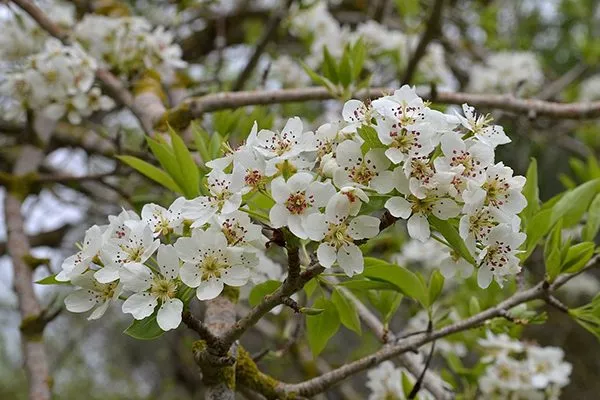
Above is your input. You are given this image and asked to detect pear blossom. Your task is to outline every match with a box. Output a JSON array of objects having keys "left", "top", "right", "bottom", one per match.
[
  {"left": 341, "top": 99, "right": 371, "bottom": 133},
  {"left": 120, "top": 245, "right": 183, "bottom": 330},
  {"left": 64, "top": 271, "right": 123, "bottom": 320},
  {"left": 96, "top": 221, "right": 159, "bottom": 284},
  {"left": 463, "top": 162, "right": 527, "bottom": 215},
  {"left": 104, "top": 209, "right": 141, "bottom": 241},
  {"left": 375, "top": 118, "right": 436, "bottom": 164},
  {"left": 459, "top": 206, "right": 519, "bottom": 248},
  {"left": 141, "top": 198, "right": 185, "bottom": 237},
  {"left": 439, "top": 250, "right": 474, "bottom": 280},
  {"left": 209, "top": 210, "right": 267, "bottom": 248},
  {"left": 175, "top": 230, "right": 258, "bottom": 300},
  {"left": 328, "top": 186, "right": 369, "bottom": 216},
  {"left": 253, "top": 117, "right": 316, "bottom": 176},
  {"left": 366, "top": 361, "right": 434, "bottom": 400},
  {"left": 371, "top": 86, "right": 426, "bottom": 125},
  {"left": 269, "top": 172, "right": 336, "bottom": 239},
  {"left": 56, "top": 225, "right": 104, "bottom": 282},
  {"left": 457, "top": 104, "right": 510, "bottom": 148},
  {"left": 526, "top": 346, "right": 572, "bottom": 389},
  {"left": 385, "top": 167, "right": 460, "bottom": 242},
  {"left": 334, "top": 140, "right": 394, "bottom": 194},
  {"left": 477, "top": 224, "right": 526, "bottom": 288},
  {"left": 304, "top": 197, "right": 380, "bottom": 276},
  {"left": 182, "top": 169, "right": 247, "bottom": 227}
]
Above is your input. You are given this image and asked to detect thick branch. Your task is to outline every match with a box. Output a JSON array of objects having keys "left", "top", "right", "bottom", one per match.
[
  {"left": 401, "top": 0, "right": 445, "bottom": 84},
  {"left": 0, "top": 224, "right": 72, "bottom": 256},
  {"left": 162, "top": 87, "right": 600, "bottom": 131}
]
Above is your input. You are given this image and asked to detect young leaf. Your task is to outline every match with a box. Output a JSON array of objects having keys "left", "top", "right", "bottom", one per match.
[
  {"left": 146, "top": 137, "right": 184, "bottom": 189},
  {"left": 116, "top": 156, "right": 182, "bottom": 193},
  {"left": 169, "top": 128, "right": 200, "bottom": 198},
  {"left": 544, "top": 219, "right": 563, "bottom": 281},
  {"left": 350, "top": 38, "right": 366, "bottom": 81},
  {"left": 338, "top": 279, "right": 397, "bottom": 291},
  {"left": 570, "top": 294, "right": 600, "bottom": 341},
  {"left": 300, "top": 61, "right": 337, "bottom": 92},
  {"left": 469, "top": 297, "right": 481, "bottom": 316},
  {"left": 322, "top": 47, "right": 339, "bottom": 84},
  {"left": 551, "top": 178, "right": 600, "bottom": 227},
  {"left": 36, "top": 274, "right": 70, "bottom": 285},
  {"left": 306, "top": 296, "right": 340, "bottom": 356},
  {"left": 363, "top": 260, "right": 428, "bottom": 307},
  {"left": 191, "top": 122, "right": 211, "bottom": 165},
  {"left": 338, "top": 46, "right": 352, "bottom": 88},
  {"left": 248, "top": 280, "right": 281, "bottom": 307},
  {"left": 561, "top": 242, "right": 596, "bottom": 274},
  {"left": 367, "top": 290, "right": 403, "bottom": 324},
  {"left": 428, "top": 269, "right": 445, "bottom": 306},
  {"left": 520, "top": 158, "right": 540, "bottom": 225},
  {"left": 521, "top": 208, "right": 553, "bottom": 261},
  {"left": 582, "top": 193, "right": 600, "bottom": 241},
  {"left": 304, "top": 277, "right": 319, "bottom": 298},
  {"left": 331, "top": 288, "right": 361, "bottom": 335},
  {"left": 358, "top": 125, "right": 385, "bottom": 151},
  {"left": 124, "top": 313, "right": 164, "bottom": 340},
  {"left": 428, "top": 216, "right": 476, "bottom": 265}
]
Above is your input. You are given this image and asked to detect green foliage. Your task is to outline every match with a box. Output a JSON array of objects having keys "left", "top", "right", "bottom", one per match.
[
  {"left": 582, "top": 193, "right": 600, "bottom": 241},
  {"left": 362, "top": 257, "right": 428, "bottom": 307},
  {"left": 544, "top": 218, "right": 564, "bottom": 281},
  {"left": 306, "top": 296, "right": 340, "bottom": 356},
  {"left": 331, "top": 288, "right": 362, "bottom": 334},
  {"left": 116, "top": 155, "right": 182, "bottom": 194},
  {"left": 570, "top": 294, "right": 600, "bottom": 341},
  {"left": 36, "top": 273, "right": 69, "bottom": 285},
  {"left": 428, "top": 269, "right": 445, "bottom": 306},
  {"left": 367, "top": 289, "right": 403, "bottom": 324},
  {"left": 428, "top": 216, "right": 476, "bottom": 265},
  {"left": 520, "top": 158, "right": 540, "bottom": 226},
  {"left": 248, "top": 280, "right": 281, "bottom": 307},
  {"left": 124, "top": 313, "right": 164, "bottom": 340},
  {"left": 358, "top": 125, "right": 385, "bottom": 153}
]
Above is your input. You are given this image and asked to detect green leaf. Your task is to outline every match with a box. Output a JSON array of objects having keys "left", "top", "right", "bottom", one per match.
[
  {"left": 116, "top": 156, "right": 182, "bottom": 193},
  {"left": 322, "top": 47, "right": 339, "bottom": 84},
  {"left": 248, "top": 280, "right": 281, "bottom": 307},
  {"left": 169, "top": 128, "right": 200, "bottom": 198},
  {"left": 551, "top": 178, "right": 600, "bottom": 227},
  {"left": 570, "top": 294, "right": 600, "bottom": 341},
  {"left": 401, "top": 371, "right": 414, "bottom": 397},
  {"left": 36, "top": 274, "right": 69, "bottom": 285},
  {"left": 146, "top": 137, "right": 184, "bottom": 188},
  {"left": 300, "top": 61, "right": 337, "bottom": 93},
  {"left": 338, "top": 45, "right": 352, "bottom": 88},
  {"left": 582, "top": 194, "right": 600, "bottom": 241},
  {"left": 428, "top": 216, "right": 476, "bottom": 265},
  {"left": 350, "top": 38, "right": 366, "bottom": 81},
  {"left": 304, "top": 278, "right": 319, "bottom": 298},
  {"left": 331, "top": 288, "right": 361, "bottom": 335},
  {"left": 338, "top": 279, "right": 397, "bottom": 291},
  {"left": 521, "top": 208, "right": 553, "bottom": 261},
  {"left": 124, "top": 313, "right": 164, "bottom": 340},
  {"left": 357, "top": 125, "right": 385, "bottom": 151},
  {"left": 428, "top": 269, "right": 445, "bottom": 306},
  {"left": 544, "top": 218, "right": 563, "bottom": 281},
  {"left": 191, "top": 122, "right": 211, "bottom": 165},
  {"left": 208, "top": 132, "right": 224, "bottom": 161},
  {"left": 561, "top": 242, "right": 596, "bottom": 274},
  {"left": 367, "top": 290, "right": 403, "bottom": 323},
  {"left": 469, "top": 297, "right": 481, "bottom": 316},
  {"left": 363, "top": 258, "right": 428, "bottom": 307},
  {"left": 306, "top": 297, "right": 340, "bottom": 356},
  {"left": 520, "top": 158, "right": 540, "bottom": 225}
]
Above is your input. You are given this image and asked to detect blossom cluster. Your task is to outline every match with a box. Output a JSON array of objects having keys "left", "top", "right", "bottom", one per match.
[
  {"left": 468, "top": 51, "right": 544, "bottom": 96},
  {"left": 74, "top": 15, "right": 186, "bottom": 80},
  {"left": 0, "top": 39, "right": 114, "bottom": 124},
  {"left": 366, "top": 361, "right": 434, "bottom": 400},
  {"left": 57, "top": 85, "right": 525, "bottom": 331},
  {"left": 288, "top": 1, "right": 454, "bottom": 88},
  {"left": 478, "top": 331, "right": 572, "bottom": 399}
]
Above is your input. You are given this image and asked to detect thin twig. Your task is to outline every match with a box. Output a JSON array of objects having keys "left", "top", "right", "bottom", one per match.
[{"left": 232, "top": 0, "right": 294, "bottom": 91}]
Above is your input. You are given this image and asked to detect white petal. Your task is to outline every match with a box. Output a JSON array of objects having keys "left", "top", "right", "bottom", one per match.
[
  {"left": 407, "top": 213, "right": 430, "bottom": 242},
  {"left": 432, "top": 199, "right": 461, "bottom": 220},
  {"left": 157, "top": 244, "right": 179, "bottom": 280},
  {"left": 64, "top": 289, "right": 98, "bottom": 313},
  {"left": 180, "top": 262, "right": 201, "bottom": 287},
  {"left": 342, "top": 99, "right": 366, "bottom": 123},
  {"left": 287, "top": 172, "right": 314, "bottom": 192},
  {"left": 370, "top": 170, "right": 395, "bottom": 194},
  {"left": 304, "top": 213, "right": 328, "bottom": 240},
  {"left": 337, "top": 244, "right": 364, "bottom": 276},
  {"left": 348, "top": 216, "right": 380, "bottom": 239},
  {"left": 196, "top": 279, "right": 224, "bottom": 300},
  {"left": 287, "top": 214, "right": 308, "bottom": 239},
  {"left": 307, "top": 181, "right": 336, "bottom": 207},
  {"left": 94, "top": 265, "right": 120, "bottom": 283},
  {"left": 122, "top": 292, "right": 157, "bottom": 320},
  {"left": 317, "top": 243, "right": 337, "bottom": 268},
  {"left": 120, "top": 262, "right": 152, "bottom": 292},
  {"left": 157, "top": 298, "right": 183, "bottom": 331},
  {"left": 269, "top": 204, "right": 290, "bottom": 228},
  {"left": 477, "top": 266, "right": 494, "bottom": 289},
  {"left": 222, "top": 266, "right": 250, "bottom": 286},
  {"left": 88, "top": 300, "right": 111, "bottom": 320},
  {"left": 385, "top": 196, "right": 412, "bottom": 219}
]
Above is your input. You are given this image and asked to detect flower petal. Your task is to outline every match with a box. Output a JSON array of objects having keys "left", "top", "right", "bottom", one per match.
[{"left": 157, "top": 298, "right": 183, "bottom": 331}]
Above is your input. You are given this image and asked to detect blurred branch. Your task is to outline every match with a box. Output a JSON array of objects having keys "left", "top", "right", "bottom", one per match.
[
  {"left": 162, "top": 86, "right": 600, "bottom": 131},
  {"left": 537, "top": 63, "right": 588, "bottom": 101},
  {"left": 401, "top": 0, "right": 445, "bottom": 84},
  {"left": 232, "top": 0, "right": 294, "bottom": 91},
  {"left": 0, "top": 223, "right": 72, "bottom": 255}
]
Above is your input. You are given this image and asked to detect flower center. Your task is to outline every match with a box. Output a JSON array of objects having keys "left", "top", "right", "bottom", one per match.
[
  {"left": 150, "top": 278, "right": 178, "bottom": 302},
  {"left": 222, "top": 219, "right": 246, "bottom": 246},
  {"left": 325, "top": 222, "right": 352, "bottom": 249},
  {"left": 200, "top": 255, "right": 225, "bottom": 280},
  {"left": 483, "top": 177, "right": 510, "bottom": 207},
  {"left": 349, "top": 164, "right": 375, "bottom": 186},
  {"left": 244, "top": 169, "right": 263, "bottom": 187},
  {"left": 285, "top": 191, "right": 309, "bottom": 214}
]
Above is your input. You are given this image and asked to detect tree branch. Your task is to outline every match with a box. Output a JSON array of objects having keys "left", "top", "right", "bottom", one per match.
[
  {"left": 0, "top": 223, "right": 72, "bottom": 256},
  {"left": 231, "top": 0, "right": 294, "bottom": 91},
  {"left": 161, "top": 86, "right": 600, "bottom": 131},
  {"left": 401, "top": 0, "right": 445, "bottom": 84}
]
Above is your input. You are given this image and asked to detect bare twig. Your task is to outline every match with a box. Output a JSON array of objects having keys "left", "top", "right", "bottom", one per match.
[
  {"left": 232, "top": 0, "right": 294, "bottom": 91},
  {"left": 181, "top": 311, "right": 222, "bottom": 349},
  {"left": 0, "top": 223, "right": 72, "bottom": 256},
  {"left": 401, "top": 0, "right": 445, "bottom": 84},
  {"left": 537, "top": 63, "right": 588, "bottom": 101}
]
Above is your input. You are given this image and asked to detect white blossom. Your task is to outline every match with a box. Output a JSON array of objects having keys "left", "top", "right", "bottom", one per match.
[
  {"left": 64, "top": 271, "right": 123, "bottom": 320},
  {"left": 476, "top": 224, "right": 526, "bottom": 288}
]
